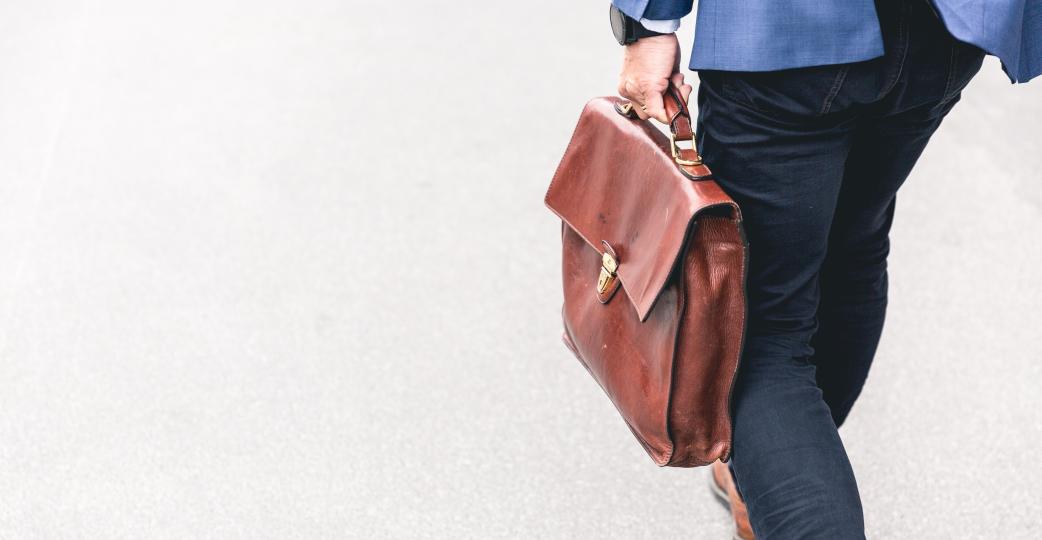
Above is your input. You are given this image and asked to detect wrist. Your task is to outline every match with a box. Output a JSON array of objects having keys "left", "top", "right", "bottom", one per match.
[
  {"left": 610, "top": 5, "right": 670, "bottom": 45},
  {"left": 623, "top": 33, "right": 679, "bottom": 51}
]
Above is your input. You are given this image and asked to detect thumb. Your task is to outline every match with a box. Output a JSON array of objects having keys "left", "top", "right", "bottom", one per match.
[{"left": 669, "top": 72, "right": 693, "bottom": 103}]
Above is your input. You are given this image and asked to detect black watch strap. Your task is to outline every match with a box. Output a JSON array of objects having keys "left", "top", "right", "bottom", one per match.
[
  {"left": 610, "top": 5, "right": 668, "bottom": 45},
  {"left": 631, "top": 21, "right": 667, "bottom": 41}
]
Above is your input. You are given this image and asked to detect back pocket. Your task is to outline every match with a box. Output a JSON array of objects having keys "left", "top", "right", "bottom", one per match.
[{"left": 698, "top": 64, "right": 852, "bottom": 120}]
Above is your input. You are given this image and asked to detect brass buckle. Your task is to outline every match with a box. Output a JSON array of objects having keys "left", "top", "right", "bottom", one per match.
[
  {"left": 670, "top": 133, "right": 702, "bottom": 166},
  {"left": 597, "top": 251, "right": 618, "bottom": 294}
]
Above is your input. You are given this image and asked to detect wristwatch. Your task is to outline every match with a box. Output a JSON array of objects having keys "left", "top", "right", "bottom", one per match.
[{"left": 610, "top": 5, "right": 668, "bottom": 45}]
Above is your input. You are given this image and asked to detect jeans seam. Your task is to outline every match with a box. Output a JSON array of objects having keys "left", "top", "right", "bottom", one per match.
[
  {"left": 941, "top": 41, "right": 960, "bottom": 103},
  {"left": 819, "top": 65, "right": 850, "bottom": 115},
  {"left": 877, "top": 3, "right": 911, "bottom": 100}
]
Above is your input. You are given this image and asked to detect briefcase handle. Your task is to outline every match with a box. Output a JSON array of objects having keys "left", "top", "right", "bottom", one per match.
[{"left": 614, "top": 83, "right": 712, "bottom": 180}]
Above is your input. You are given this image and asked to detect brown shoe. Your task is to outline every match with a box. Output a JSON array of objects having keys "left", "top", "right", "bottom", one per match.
[{"left": 709, "top": 460, "right": 755, "bottom": 540}]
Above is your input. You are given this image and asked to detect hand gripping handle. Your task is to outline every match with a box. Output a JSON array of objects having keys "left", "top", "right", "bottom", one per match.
[{"left": 614, "top": 83, "right": 712, "bottom": 179}]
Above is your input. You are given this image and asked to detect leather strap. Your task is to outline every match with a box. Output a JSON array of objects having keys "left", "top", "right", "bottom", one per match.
[
  {"left": 662, "top": 84, "right": 712, "bottom": 179},
  {"left": 663, "top": 84, "right": 694, "bottom": 140}
]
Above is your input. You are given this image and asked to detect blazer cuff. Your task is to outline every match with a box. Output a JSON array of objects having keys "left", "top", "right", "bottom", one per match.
[{"left": 612, "top": 0, "right": 693, "bottom": 20}]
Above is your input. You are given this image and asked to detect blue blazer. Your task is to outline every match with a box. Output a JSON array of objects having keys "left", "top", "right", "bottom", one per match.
[{"left": 612, "top": 0, "right": 1041, "bottom": 83}]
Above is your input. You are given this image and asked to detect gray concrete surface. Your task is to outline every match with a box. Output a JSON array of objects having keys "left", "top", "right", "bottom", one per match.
[{"left": 0, "top": 1, "right": 1040, "bottom": 538}]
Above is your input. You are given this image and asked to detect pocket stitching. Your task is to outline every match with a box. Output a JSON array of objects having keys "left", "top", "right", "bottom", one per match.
[
  {"left": 941, "top": 41, "right": 986, "bottom": 104},
  {"left": 819, "top": 65, "right": 851, "bottom": 115},
  {"left": 941, "top": 41, "right": 960, "bottom": 103}
]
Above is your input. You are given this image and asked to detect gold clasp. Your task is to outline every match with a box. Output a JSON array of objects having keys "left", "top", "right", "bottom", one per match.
[
  {"left": 670, "top": 133, "right": 702, "bottom": 166},
  {"left": 597, "top": 251, "right": 618, "bottom": 294}
]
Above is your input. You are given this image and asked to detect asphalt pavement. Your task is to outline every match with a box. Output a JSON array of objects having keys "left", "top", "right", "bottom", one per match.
[{"left": 0, "top": 1, "right": 1040, "bottom": 538}]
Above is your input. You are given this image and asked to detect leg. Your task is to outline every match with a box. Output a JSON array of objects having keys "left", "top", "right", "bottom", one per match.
[
  {"left": 812, "top": 116, "right": 937, "bottom": 427},
  {"left": 696, "top": 63, "right": 868, "bottom": 539},
  {"left": 811, "top": 7, "right": 987, "bottom": 426},
  {"left": 694, "top": 1, "right": 985, "bottom": 536}
]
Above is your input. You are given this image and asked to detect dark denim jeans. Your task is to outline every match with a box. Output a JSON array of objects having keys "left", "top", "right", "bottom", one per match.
[{"left": 694, "top": 0, "right": 985, "bottom": 537}]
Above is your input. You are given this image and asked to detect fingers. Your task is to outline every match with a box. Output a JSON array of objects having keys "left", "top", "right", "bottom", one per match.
[
  {"left": 619, "top": 78, "right": 669, "bottom": 122},
  {"left": 642, "top": 89, "right": 668, "bottom": 123},
  {"left": 669, "top": 72, "right": 684, "bottom": 92},
  {"left": 679, "top": 83, "right": 693, "bottom": 103},
  {"left": 619, "top": 79, "right": 651, "bottom": 120}
]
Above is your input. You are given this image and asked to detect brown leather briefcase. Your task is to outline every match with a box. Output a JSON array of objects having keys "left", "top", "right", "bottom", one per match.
[{"left": 544, "top": 86, "right": 748, "bottom": 467}]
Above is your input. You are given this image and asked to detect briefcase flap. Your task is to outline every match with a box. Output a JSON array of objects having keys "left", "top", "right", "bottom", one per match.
[{"left": 545, "top": 97, "right": 739, "bottom": 322}]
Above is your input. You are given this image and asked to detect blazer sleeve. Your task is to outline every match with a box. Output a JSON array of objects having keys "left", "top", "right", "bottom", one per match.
[{"left": 611, "top": 0, "right": 693, "bottom": 21}]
